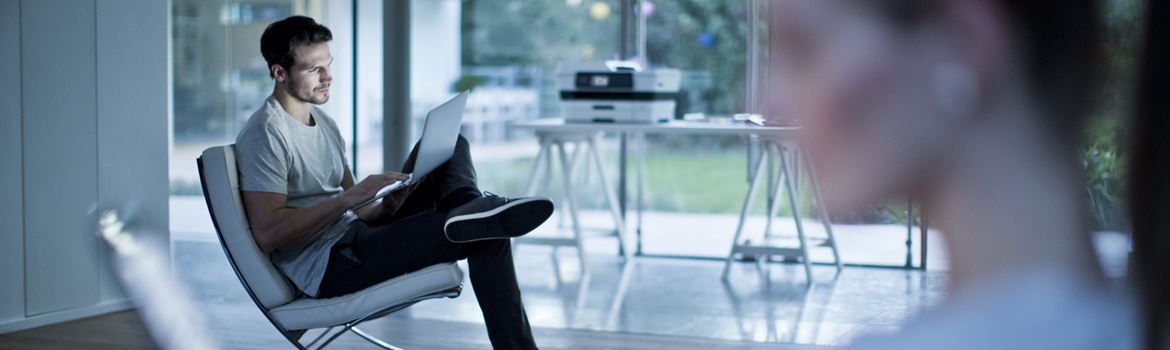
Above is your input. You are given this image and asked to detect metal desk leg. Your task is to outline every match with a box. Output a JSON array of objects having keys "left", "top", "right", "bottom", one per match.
[
  {"left": 555, "top": 141, "right": 588, "bottom": 277},
  {"left": 588, "top": 135, "right": 629, "bottom": 258},
  {"left": 764, "top": 145, "right": 776, "bottom": 240},
  {"left": 905, "top": 199, "right": 913, "bottom": 269},
  {"left": 764, "top": 151, "right": 787, "bottom": 239},
  {"left": 570, "top": 140, "right": 587, "bottom": 186},
  {"left": 558, "top": 141, "right": 587, "bottom": 231},
  {"left": 777, "top": 143, "right": 814, "bottom": 283},
  {"left": 619, "top": 133, "right": 631, "bottom": 255},
  {"left": 545, "top": 139, "right": 555, "bottom": 185},
  {"left": 635, "top": 132, "right": 646, "bottom": 256},
  {"left": 519, "top": 137, "right": 552, "bottom": 254},
  {"left": 721, "top": 149, "right": 769, "bottom": 281},
  {"left": 525, "top": 137, "right": 551, "bottom": 196},
  {"left": 802, "top": 147, "right": 843, "bottom": 270},
  {"left": 920, "top": 208, "right": 928, "bottom": 270}
]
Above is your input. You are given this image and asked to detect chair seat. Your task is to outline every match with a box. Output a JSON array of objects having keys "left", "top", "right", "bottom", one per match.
[{"left": 270, "top": 263, "right": 464, "bottom": 331}]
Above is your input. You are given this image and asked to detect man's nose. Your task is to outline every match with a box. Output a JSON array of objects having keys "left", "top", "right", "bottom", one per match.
[{"left": 320, "top": 68, "right": 332, "bottom": 83}]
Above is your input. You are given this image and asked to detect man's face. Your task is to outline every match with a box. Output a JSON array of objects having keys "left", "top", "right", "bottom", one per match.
[{"left": 278, "top": 42, "right": 333, "bottom": 105}]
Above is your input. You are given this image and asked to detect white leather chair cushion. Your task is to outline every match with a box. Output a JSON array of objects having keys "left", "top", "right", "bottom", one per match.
[
  {"left": 270, "top": 262, "right": 464, "bottom": 331},
  {"left": 201, "top": 146, "right": 298, "bottom": 308}
]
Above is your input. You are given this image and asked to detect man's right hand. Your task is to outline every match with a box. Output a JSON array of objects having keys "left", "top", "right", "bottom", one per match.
[{"left": 342, "top": 172, "right": 410, "bottom": 208}]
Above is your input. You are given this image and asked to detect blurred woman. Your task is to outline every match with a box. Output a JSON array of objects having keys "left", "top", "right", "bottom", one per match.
[{"left": 766, "top": 1, "right": 1146, "bottom": 348}]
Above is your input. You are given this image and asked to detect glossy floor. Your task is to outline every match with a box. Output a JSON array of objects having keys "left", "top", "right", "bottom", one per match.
[{"left": 174, "top": 238, "right": 947, "bottom": 347}]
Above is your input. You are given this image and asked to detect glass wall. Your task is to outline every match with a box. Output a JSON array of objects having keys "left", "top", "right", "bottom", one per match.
[
  {"left": 634, "top": 0, "right": 758, "bottom": 258},
  {"left": 354, "top": 0, "right": 383, "bottom": 178},
  {"left": 171, "top": 0, "right": 354, "bottom": 195},
  {"left": 169, "top": 0, "right": 356, "bottom": 241},
  {"left": 453, "top": 0, "right": 622, "bottom": 198},
  {"left": 169, "top": 0, "right": 928, "bottom": 267}
]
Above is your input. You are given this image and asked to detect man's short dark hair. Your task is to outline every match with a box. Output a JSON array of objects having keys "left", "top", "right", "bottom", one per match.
[{"left": 260, "top": 16, "right": 332, "bottom": 78}]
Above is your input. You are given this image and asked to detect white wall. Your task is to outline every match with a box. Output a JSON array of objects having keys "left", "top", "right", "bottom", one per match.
[
  {"left": 0, "top": 0, "right": 25, "bottom": 324},
  {"left": 0, "top": 0, "right": 170, "bottom": 333},
  {"left": 21, "top": 0, "right": 102, "bottom": 315},
  {"left": 95, "top": 0, "right": 172, "bottom": 304}
]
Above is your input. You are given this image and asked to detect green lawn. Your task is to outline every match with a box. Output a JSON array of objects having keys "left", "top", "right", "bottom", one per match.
[
  {"left": 474, "top": 150, "right": 816, "bottom": 217},
  {"left": 167, "top": 143, "right": 905, "bottom": 224}
]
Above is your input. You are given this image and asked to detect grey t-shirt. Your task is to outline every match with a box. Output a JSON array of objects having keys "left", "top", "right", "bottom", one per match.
[{"left": 235, "top": 95, "right": 357, "bottom": 298}]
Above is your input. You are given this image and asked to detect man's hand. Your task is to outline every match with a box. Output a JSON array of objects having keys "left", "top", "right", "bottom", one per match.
[
  {"left": 380, "top": 177, "right": 424, "bottom": 214},
  {"left": 352, "top": 175, "right": 422, "bottom": 225},
  {"left": 340, "top": 172, "right": 409, "bottom": 208}
]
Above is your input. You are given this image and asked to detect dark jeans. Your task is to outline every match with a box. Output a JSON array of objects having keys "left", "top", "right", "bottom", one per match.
[{"left": 318, "top": 136, "right": 537, "bottom": 350}]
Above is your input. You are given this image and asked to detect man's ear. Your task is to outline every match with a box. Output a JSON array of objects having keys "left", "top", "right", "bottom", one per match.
[{"left": 271, "top": 64, "right": 286, "bottom": 83}]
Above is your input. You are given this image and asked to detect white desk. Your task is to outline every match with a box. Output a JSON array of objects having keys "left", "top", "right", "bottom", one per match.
[
  {"left": 511, "top": 118, "right": 802, "bottom": 137},
  {"left": 510, "top": 118, "right": 842, "bottom": 281}
]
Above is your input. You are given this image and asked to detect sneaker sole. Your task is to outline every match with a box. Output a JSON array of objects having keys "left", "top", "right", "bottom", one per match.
[{"left": 444, "top": 197, "right": 554, "bottom": 243}]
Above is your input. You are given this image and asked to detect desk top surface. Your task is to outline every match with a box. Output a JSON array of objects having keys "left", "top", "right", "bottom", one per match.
[{"left": 509, "top": 118, "right": 800, "bottom": 136}]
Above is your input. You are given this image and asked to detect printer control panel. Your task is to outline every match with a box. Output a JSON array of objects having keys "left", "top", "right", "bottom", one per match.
[{"left": 576, "top": 72, "right": 633, "bottom": 89}]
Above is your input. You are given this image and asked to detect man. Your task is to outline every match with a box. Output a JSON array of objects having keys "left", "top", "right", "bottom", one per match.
[{"left": 235, "top": 16, "right": 551, "bottom": 349}]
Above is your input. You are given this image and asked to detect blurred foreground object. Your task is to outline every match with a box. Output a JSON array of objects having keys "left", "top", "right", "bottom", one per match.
[{"left": 97, "top": 209, "right": 220, "bottom": 350}]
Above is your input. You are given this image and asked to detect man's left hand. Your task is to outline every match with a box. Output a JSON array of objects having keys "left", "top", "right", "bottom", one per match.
[{"left": 353, "top": 176, "right": 424, "bottom": 224}]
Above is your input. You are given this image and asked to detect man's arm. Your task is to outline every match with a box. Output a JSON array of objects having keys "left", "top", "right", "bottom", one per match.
[
  {"left": 341, "top": 166, "right": 355, "bottom": 189},
  {"left": 242, "top": 172, "right": 404, "bottom": 253}
]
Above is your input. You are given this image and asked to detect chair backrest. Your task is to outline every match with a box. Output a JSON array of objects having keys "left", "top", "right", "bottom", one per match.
[{"left": 198, "top": 145, "right": 297, "bottom": 308}]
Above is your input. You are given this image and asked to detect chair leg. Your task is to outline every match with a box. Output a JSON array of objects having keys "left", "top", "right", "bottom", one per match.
[
  {"left": 312, "top": 325, "right": 404, "bottom": 350},
  {"left": 303, "top": 326, "right": 335, "bottom": 348},
  {"left": 277, "top": 328, "right": 310, "bottom": 350},
  {"left": 314, "top": 326, "right": 350, "bottom": 349},
  {"left": 351, "top": 327, "right": 404, "bottom": 350}
]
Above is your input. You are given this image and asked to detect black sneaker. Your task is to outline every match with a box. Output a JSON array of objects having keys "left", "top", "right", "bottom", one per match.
[{"left": 444, "top": 193, "right": 554, "bottom": 243}]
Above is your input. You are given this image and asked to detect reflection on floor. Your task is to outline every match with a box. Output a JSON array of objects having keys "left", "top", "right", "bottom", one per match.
[{"left": 174, "top": 238, "right": 947, "bottom": 348}]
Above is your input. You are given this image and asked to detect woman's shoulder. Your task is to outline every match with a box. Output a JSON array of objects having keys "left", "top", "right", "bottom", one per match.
[{"left": 849, "top": 271, "right": 1138, "bottom": 350}]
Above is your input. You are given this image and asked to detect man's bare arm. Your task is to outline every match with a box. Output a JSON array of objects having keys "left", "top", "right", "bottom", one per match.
[
  {"left": 341, "top": 167, "right": 355, "bottom": 189},
  {"left": 242, "top": 172, "right": 405, "bottom": 253}
]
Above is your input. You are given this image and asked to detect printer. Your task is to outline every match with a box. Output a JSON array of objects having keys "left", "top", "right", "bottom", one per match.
[{"left": 557, "top": 61, "right": 681, "bottom": 124}]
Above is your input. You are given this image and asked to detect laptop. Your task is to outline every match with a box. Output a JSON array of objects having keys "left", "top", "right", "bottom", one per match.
[{"left": 358, "top": 90, "right": 469, "bottom": 208}]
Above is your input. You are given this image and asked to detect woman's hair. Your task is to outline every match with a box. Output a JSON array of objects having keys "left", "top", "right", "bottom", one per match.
[
  {"left": 871, "top": 1, "right": 1169, "bottom": 348},
  {"left": 1130, "top": 1, "right": 1168, "bottom": 348},
  {"left": 866, "top": 1, "right": 1101, "bottom": 152}
]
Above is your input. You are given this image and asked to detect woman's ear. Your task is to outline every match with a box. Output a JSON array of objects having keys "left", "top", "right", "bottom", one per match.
[
  {"left": 942, "top": 0, "right": 1010, "bottom": 84},
  {"left": 929, "top": 0, "right": 1012, "bottom": 119}
]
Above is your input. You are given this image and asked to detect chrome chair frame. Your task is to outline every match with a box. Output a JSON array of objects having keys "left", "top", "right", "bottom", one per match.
[{"left": 198, "top": 150, "right": 462, "bottom": 349}]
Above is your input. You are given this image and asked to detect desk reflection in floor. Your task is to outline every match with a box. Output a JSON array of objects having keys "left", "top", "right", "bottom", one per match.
[
  {"left": 426, "top": 248, "right": 942, "bottom": 346},
  {"left": 176, "top": 238, "right": 944, "bottom": 347}
]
